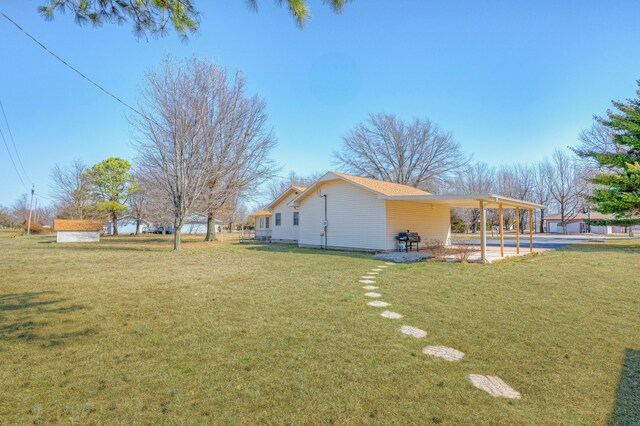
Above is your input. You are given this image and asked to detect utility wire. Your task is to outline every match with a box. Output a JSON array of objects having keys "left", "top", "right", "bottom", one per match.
[
  {"left": 0, "top": 100, "right": 32, "bottom": 183},
  {"left": 0, "top": 125, "right": 28, "bottom": 191},
  {"left": 0, "top": 9, "right": 142, "bottom": 116}
]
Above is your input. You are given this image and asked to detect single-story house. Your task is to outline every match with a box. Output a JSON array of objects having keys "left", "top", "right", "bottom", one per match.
[
  {"left": 544, "top": 213, "right": 636, "bottom": 234},
  {"left": 267, "top": 185, "right": 306, "bottom": 242},
  {"left": 53, "top": 219, "right": 105, "bottom": 243},
  {"left": 105, "top": 214, "right": 223, "bottom": 235},
  {"left": 250, "top": 172, "right": 544, "bottom": 262}
]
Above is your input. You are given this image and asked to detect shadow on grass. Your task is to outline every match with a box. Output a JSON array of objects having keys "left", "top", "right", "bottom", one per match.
[
  {"left": 610, "top": 349, "right": 640, "bottom": 425},
  {"left": 40, "top": 236, "right": 211, "bottom": 253},
  {"left": 0, "top": 291, "right": 95, "bottom": 346},
  {"left": 242, "top": 243, "right": 375, "bottom": 260}
]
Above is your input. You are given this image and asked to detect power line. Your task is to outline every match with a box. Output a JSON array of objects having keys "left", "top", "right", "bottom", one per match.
[
  {"left": 0, "top": 100, "right": 31, "bottom": 183},
  {"left": 0, "top": 124, "right": 28, "bottom": 191},
  {"left": 0, "top": 9, "right": 142, "bottom": 117}
]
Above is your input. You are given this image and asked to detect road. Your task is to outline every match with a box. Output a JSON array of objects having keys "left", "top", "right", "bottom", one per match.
[{"left": 454, "top": 234, "right": 612, "bottom": 250}]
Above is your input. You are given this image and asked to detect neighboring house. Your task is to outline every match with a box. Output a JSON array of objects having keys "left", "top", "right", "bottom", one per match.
[
  {"left": 53, "top": 219, "right": 105, "bottom": 243},
  {"left": 105, "top": 214, "right": 223, "bottom": 234},
  {"left": 251, "top": 171, "right": 543, "bottom": 260},
  {"left": 544, "top": 213, "right": 629, "bottom": 234},
  {"left": 268, "top": 186, "right": 305, "bottom": 242}
]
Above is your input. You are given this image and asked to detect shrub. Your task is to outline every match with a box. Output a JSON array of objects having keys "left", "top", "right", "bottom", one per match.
[
  {"left": 451, "top": 243, "right": 480, "bottom": 263},
  {"left": 19, "top": 221, "right": 44, "bottom": 234}
]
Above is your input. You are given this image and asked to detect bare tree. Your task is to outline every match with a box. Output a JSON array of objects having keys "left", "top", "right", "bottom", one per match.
[
  {"left": 127, "top": 174, "right": 149, "bottom": 235},
  {"left": 0, "top": 205, "right": 12, "bottom": 228},
  {"left": 495, "top": 163, "right": 536, "bottom": 232},
  {"left": 10, "top": 194, "right": 30, "bottom": 225},
  {"left": 333, "top": 113, "right": 468, "bottom": 192},
  {"left": 267, "top": 171, "right": 322, "bottom": 200},
  {"left": 198, "top": 69, "right": 277, "bottom": 242},
  {"left": 452, "top": 162, "right": 495, "bottom": 232},
  {"left": 142, "top": 176, "right": 174, "bottom": 234},
  {"left": 546, "top": 150, "right": 589, "bottom": 233},
  {"left": 133, "top": 56, "right": 219, "bottom": 250},
  {"left": 532, "top": 160, "right": 554, "bottom": 232},
  {"left": 49, "top": 160, "right": 91, "bottom": 219}
]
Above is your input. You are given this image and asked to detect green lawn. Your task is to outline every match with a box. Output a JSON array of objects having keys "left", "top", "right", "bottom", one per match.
[{"left": 0, "top": 235, "right": 638, "bottom": 424}]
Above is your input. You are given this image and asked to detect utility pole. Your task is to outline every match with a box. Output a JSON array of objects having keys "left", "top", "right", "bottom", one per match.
[{"left": 26, "top": 184, "right": 34, "bottom": 235}]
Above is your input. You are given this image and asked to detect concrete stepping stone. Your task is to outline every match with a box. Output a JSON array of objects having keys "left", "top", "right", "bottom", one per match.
[
  {"left": 385, "top": 262, "right": 395, "bottom": 265},
  {"left": 380, "top": 311, "right": 403, "bottom": 319},
  {"left": 376, "top": 265, "right": 388, "bottom": 268},
  {"left": 422, "top": 346, "right": 465, "bottom": 361},
  {"left": 469, "top": 374, "right": 521, "bottom": 399},
  {"left": 362, "top": 285, "right": 378, "bottom": 290},
  {"left": 366, "top": 271, "right": 379, "bottom": 275},
  {"left": 371, "top": 268, "right": 383, "bottom": 272},
  {"left": 359, "top": 280, "right": 375, "bottom": 284},
  {"left": 368, "top": 300, "right": 390, "bottom": 307},
  {"left": 364, "top": 292, "right": 382, "bottom": 298},
  {"left": 400, "top": 325, "right": 427, "bottom": 338},
  {"left": 361, "top": 276, "right": 376, "bottom": 279}
]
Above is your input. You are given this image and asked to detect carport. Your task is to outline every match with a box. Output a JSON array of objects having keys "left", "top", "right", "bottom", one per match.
[{"left": 381, "top": 194, "right": 546, "bottom": 263}]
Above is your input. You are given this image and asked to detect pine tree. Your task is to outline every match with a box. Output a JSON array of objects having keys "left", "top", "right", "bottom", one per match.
[{"left": 577, "top": 82, "right": 640, "bottom": 219}]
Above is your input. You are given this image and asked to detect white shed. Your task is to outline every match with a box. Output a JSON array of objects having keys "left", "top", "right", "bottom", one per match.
[{"left": 53, "top": 219, "right": 105, "bottom": 243}]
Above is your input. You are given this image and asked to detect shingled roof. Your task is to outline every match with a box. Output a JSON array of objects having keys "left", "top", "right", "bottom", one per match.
[
  {"left": 331, "top": 172, "right": 431, "bottom": 196},
  {"left": 53, "top": 219, "right": 105, "bottom": 231}
]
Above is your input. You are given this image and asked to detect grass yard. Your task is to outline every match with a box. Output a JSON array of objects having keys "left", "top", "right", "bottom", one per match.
[{"left": 0, "top": 234, "right": 639, "bottom": 424}]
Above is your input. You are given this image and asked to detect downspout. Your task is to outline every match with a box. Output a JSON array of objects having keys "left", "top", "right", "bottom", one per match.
[
  {"left": 318, "top": 189, "right": 328, "bottom": 249},
  {"left": 323, "top": 194, "right": 328, "bottom": 249}
]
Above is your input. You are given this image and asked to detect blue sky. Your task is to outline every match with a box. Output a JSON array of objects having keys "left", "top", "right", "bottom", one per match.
[{"left": 1, "top": 0, "right": 640, "bottom": 206}]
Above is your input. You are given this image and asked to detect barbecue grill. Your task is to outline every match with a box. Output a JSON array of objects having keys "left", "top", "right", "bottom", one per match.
[{"left": 395, "top": 231, "right": 421, "bottom": 252}]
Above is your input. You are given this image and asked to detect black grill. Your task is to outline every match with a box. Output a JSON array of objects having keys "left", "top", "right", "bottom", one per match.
[{"left": 395, "top": 231, "right": 421, "bottom": 252}]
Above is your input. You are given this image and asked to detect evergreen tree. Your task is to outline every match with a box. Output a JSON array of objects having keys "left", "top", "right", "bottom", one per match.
[{"left": 576, "top": 82, "right": 640, "bottom": 219}]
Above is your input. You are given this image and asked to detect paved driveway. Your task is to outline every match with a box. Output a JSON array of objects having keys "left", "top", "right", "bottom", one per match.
[{"left": 456, "top": 235, "right": 608, "bottom": 250}]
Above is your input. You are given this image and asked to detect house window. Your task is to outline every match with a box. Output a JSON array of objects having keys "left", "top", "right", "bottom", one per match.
[
  {"left": 293, "top": 212, "right": 299, "bottom": 226},
  {"left": 275, "top": 213, "right": 281, "bottom": 226},
  {"left": 265, "top": 217, "right": 270, "bottom": 228},
  {"left": 259, "top": 217, "right": 265, "bottom": 228}
]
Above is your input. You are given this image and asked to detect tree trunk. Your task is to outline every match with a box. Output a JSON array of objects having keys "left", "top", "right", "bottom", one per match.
[
  {"left": 539, "top": 209, "right": 545, "bottom": 233},
  {"left": 204, "top": 212, "right": 217, "bottom": 241},
  {"left": 135, "top": 219, "right": 141, "bottom": 236},
  {"left": 173, "top": 228, "right": 181, "bottom": 251},
  {"left": 112, "top": 211, "right": 119, "bottom": 235}
]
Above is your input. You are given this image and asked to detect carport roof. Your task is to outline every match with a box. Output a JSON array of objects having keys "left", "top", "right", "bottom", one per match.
[{"left": 381, "top": 194, "right": 545, "bottom": 210}]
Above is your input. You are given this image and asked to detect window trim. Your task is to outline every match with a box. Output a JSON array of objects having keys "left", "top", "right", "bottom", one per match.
[
  {"left": 275, "top": 212, "right": 281, "bottom": 226},
  {"left": 293, "top": 211, "right": 299, "bottom": 226}
]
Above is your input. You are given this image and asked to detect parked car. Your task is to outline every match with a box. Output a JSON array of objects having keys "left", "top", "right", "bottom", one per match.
[{"left": 151, "top": 226, "right": 173, "bottom": 234}]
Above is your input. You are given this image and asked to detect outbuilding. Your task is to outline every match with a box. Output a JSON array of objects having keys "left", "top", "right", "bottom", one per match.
[{"left": 53, "top": 219, "right": 105, "bottom": 243}]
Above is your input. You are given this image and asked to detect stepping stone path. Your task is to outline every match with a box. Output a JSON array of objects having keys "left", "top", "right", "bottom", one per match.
[
  {"left": 422, "top": 346, "right": 465, "bottom": 361},
  {"left": 354, "top": 261, "right": 525, "bottom": 400},
  {"left": 368, "top": 300, "right": 390, "bottom": 307},
  {"left": 469, "top": 374, "right": 521, "bottom": 399},
  {"left": 400, "top": 325, "right": 427, "bottom": 338}
]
